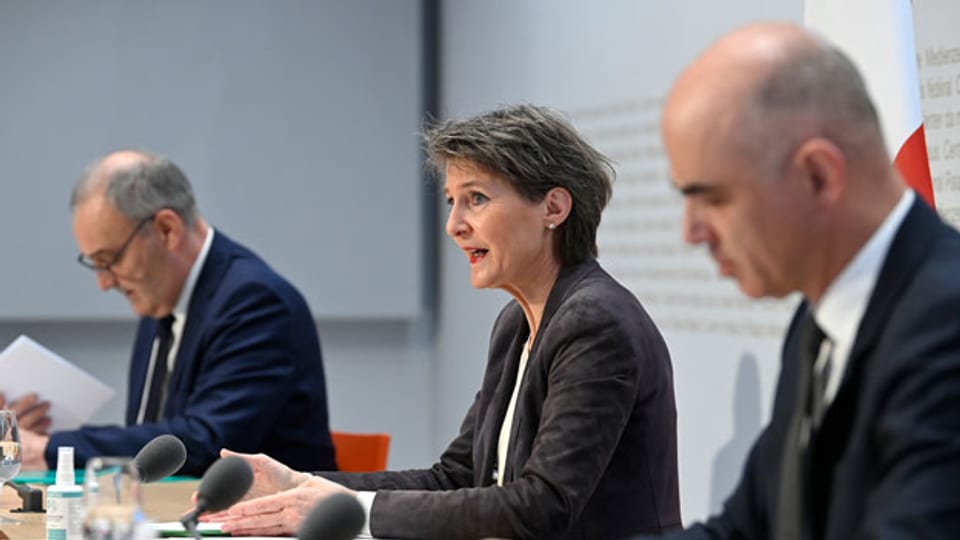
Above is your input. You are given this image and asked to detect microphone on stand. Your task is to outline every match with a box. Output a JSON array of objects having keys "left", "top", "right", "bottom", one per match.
[
  {"left": 179, "top": 456, "right": 253, "bottom": 540},
  {"left": 133, "top": 434, "right": 187, "bottom": 482},
  {"left": 297, "top": 492, "right": 366, "bottom": 540}
]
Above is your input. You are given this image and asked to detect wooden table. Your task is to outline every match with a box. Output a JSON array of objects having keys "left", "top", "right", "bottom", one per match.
[{"left": 0, "top": 480, "right": 199, "bottom": 539}]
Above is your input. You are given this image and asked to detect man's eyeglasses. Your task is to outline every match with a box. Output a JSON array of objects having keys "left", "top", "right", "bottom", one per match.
[{"left": 77, "top": 215, "right": 155, "bottom": 272}]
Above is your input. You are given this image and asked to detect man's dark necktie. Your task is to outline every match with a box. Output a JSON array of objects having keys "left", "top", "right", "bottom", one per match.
[
  {"left": 143, "top": 314, "right": 175, "bottom": 423},
  {"left": 811, "top": 344, "right": 833, "bottom": 430},
  {"left": 775, "top": 312, "right": 826, "bottom": 540}
]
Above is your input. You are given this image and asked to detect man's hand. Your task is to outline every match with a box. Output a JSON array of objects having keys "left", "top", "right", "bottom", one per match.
[
  {"left": 0, "top": 393, "right": 51, "bottom": 434},
  {"left": 19, "top": 429, "right": 49, "bottom": 471}
]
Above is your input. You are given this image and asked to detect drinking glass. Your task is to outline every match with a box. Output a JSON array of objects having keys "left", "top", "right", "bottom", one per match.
[
  {"left": 0, "top": 409, "right": 22, "bottom": 524},
  {"left": 82, "top": 457, "right": 151, "bottom": 540}
]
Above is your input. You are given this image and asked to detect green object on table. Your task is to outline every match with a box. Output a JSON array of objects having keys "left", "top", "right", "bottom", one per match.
[
  {"left": 157, "top": 529, "right": 231, "bottom": 537},
  {"left": 153, "top": 523, "right": 230, "bottom": 537},
  {"left": 12, "top": 470, "right": 195, "bottom": 485}
]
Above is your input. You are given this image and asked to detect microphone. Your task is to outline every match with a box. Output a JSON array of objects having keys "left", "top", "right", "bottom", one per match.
[
  {"left": 297, "top": 492, "right": 365, "bottom": 540},
  {"left": 133, "top": 434, "right": 187, "bottom": 482},
  {"left": 3, "top": 480, "right": 44, "bottom": 512},
  {"left": 179, "top": 456, "right": 253, "bottom": 537}
]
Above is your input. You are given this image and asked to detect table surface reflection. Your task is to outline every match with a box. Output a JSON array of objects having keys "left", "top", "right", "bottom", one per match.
[{"left": 0, "top": 479, "right": 199, "bottom": 539}]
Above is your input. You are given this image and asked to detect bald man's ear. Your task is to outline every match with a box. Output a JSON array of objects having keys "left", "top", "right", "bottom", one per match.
[
  {"left": 544, "top": 187, "right": 573, "bottom": 226},
  {"left": 793, "top": 137, "right": 846, "bottom": 206},
  {"left": 153, "top": 208, "right": 185, "bottom": 249}
]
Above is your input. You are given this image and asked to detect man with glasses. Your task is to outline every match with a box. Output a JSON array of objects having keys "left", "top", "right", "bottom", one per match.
[{"left": 14, "top": 149, "right": 336, "bottom": 475}]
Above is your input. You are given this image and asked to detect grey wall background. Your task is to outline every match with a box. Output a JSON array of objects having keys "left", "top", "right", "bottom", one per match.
[
  {"left": 0, "top": 0, "right": 440, "bottom": 482},
  {"left": 0, "top": 0, "right": 423, "bottom": 319}
]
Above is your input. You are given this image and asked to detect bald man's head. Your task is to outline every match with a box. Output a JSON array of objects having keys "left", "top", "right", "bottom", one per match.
[
  {"left": 70, "top": 149, "right": 199, "bottom": 226},
  {"left": 663, "top": 22, "right": 886, "bottom": 177},
  {"left": 661, "top": 22, "right": 904, "bottom": 302},
  {"left": 663, "top": 23, "right": 889, "bottom": 176}
]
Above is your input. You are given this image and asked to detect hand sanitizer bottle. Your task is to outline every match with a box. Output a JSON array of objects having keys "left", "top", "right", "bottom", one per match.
[{"left": 47, "top": 446, "right": 84, "bottom": 540}]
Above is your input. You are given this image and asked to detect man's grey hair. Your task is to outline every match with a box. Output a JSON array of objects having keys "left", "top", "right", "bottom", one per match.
[
  {"left": 70, "top": 150, "right": 199, "bottom": 225},
  {"left": 741, "top": 41, "right": 886, "bottom": 173}
]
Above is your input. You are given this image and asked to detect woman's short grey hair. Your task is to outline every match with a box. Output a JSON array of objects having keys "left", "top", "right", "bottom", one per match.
[
  {"left": 424, "top": 104, "right": 614, "bottom": 267},
  {"left": 70, "top": 150, "right": 198, "bottom": 225}
]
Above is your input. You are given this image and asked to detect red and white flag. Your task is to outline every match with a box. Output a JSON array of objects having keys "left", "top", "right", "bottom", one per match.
[{"left": 805, "top": 0, "right": 935, "bottom": 207}]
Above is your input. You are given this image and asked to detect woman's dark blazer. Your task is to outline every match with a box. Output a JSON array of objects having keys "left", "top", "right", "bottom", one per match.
[{"left": 323, "top": 258, "right": 682, "bottom": 539}]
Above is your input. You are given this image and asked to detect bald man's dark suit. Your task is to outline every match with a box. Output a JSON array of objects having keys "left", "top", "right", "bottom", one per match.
[{"left": 659, "top": 198, "right": 960, "bottom": 539}]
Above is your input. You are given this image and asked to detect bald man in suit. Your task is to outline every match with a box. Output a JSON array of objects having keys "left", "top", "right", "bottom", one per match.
[{"left": 654, "top": 22, "right": 960, "bottom": 539}]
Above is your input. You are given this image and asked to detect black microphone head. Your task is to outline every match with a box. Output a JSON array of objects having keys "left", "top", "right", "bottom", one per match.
[
  {"left": 297, "top": 492, "right": 365, "bottom": 540},
  {"left": 134, "top": 434, "right": 187, "bottom": 482},
  {"left": 197, "top": 456, "right": 253, "bottom": 512}
]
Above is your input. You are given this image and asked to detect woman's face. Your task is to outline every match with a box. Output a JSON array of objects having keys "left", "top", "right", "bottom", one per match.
[{"left": 444, "top": 160, "right": 558, "bottom": 297}]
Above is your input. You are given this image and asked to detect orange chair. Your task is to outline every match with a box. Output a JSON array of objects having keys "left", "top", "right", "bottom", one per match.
[{"left": 331, "top": 431, "right": 391, "bottom": 472}]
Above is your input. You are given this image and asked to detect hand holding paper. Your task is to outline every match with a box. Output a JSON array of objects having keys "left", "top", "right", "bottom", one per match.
[
  {"left": 0, "top": 391, "right": 51, "bottom": 433},
  {"left": 0, "top": 335, "right": 114, "bottom": 432}
]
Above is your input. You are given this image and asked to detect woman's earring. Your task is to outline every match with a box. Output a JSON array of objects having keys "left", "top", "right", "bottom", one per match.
[{"left": 547, "top": 223, "right": 557, "bottom": 230}]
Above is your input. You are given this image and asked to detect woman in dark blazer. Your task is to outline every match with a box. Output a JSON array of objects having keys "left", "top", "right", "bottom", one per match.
[{"left": 208, "top": 104, "right": 682, "bottom": 539}]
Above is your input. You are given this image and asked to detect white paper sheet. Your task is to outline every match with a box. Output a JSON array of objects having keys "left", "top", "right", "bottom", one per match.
[{"left": 0, "top": 334, "right": 115, "bottom": 431}]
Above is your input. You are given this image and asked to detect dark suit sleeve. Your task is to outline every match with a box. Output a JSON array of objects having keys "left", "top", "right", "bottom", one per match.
[
  {"left": 858, "top": 290, "right": 960, "bottom": 537},
  {"left": 652, "top": 404, "right": 781, "bottom": 540},
  {"left": 47, "top": 280, "right": 321, "bottom": 475},
  {"left": 655, "top": 433, "right": 773, "bottom": 540},
  {"left": 653, "top": 312, "right": 811, "bottom": 540},
  {"left": 336, "top": 300, "right": 649, "bottom": 539}
]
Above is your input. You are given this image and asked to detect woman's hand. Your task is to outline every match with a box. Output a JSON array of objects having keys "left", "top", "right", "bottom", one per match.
[
  {"left": 214, "top": 476, "right": 357, "bottom": 537},
  {"left": 219, "top": 449, "right": 312, "bottom": 499},
  {"left": 196, "top": 448, "right": 312, "bottom": 520}
]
